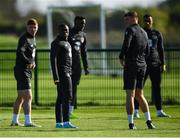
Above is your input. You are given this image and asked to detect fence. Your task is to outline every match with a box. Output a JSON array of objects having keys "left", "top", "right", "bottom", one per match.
[{"left": 0, "top": 48, "right": 180, "bottom": 106}]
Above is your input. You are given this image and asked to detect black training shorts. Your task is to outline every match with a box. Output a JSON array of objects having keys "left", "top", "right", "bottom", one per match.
[
  {"left": 72, "top": 66, "right": 82, "bottom": 85},
  {"left": 123, "top": 65, "right": 146, "bottom": 90},
  {"left": 14, "top": 67, "right": 32, "bottom": 90}
]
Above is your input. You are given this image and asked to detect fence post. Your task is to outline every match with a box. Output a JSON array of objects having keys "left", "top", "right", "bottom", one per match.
[{"left": 34, "top": 51, "right": 39, "bottom": 105}]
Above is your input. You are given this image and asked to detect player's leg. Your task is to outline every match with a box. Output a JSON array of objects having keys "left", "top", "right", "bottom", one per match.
[
  {"left": 134, "top": 67, "right": 149, "bottom": 118},
  {"left": 134, "top": 99, "right": 140, "bottom": 118},
  {"left": 135, "top": 67, "right": 155, "bottom": 129},
  {"left": 22, "top": 89, "right": 32, "bottom": 125},
  {"left": 135, "top": 89, "right": 155, "bottom": 129},
  {"left": 70, "top": 76, "right": 77, "bottom": 115},
  {"left": 69, "top": 73, "right": 81, "bottom": 118},
  {"left": 55, "top": 84, "right": 63, "bottom": 128},
  {"left": 62, "top": 74, "right": 77, "bottom": 128},
  {"left": 126, "top": 89, "right": 136, "bottom": 129},
  {"left": 150, "top": 66, "right": 162, "bottom": 110},
  {"left": 150, "top": 66, "right": 170, "bottom": 117},
  {"left": 11, "top": 71, "right": 25, "bottom": 126},
  {"left": 22, "top": 89, "right": 41, "bottom": 127},
  {"left": 123, "top": 67, "right": 136, "bottom": 129},
  {"left": 135, "top": 89, "right": 149, "bottom": 113},
  {"left": 20, "top": 77, "right": 41, "bottom": 127},
  {"left": 11, "top": 90, "right": 24, "bottom": 126}
]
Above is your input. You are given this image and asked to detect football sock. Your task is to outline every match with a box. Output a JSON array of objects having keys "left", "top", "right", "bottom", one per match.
[
  {"left": 128, "top": 114, "right": 133, "bottom": 124},
  {"left": 144, "top": 112, "right": 151, "bottom": 121},
  {"left": 69, "top": 106, "right": 74, "bottom": 115},
  {"left": 25, "top": 114, "right": 32, "bottom": 125},
  {"left": 157, "top": 110, "right": 163, "bottom": 115},
  {"left": 63, "top": 121, "right": 69, "bottom": 125},
  {"left": 134, "top": 109, "right": 139, "bottom": 114},
  {"left": 12, "top": 114, "right": 19, "bottom": 123}
]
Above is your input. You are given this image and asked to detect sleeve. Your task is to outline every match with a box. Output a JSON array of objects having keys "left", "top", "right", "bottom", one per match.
[
  {"left": 50, "top": 42, "right": 59, "bottom": 81},
  {"left": 145, "top": 41, "right": 150, "bottom": 60},
  {"left": 144, "top": 32, "right": 150, "bottom": 60},
  {"left": 81, "top": 36, "right": 88, "bottom": 70},
  {"left": 119, "top": 28, "right": 133, "bottom": 60},
  {"left": 157, "top": 31, "right": 165, "bottom": 65},
  {"left": 16, "top": 37, "right": 33, "bottom": 64}
]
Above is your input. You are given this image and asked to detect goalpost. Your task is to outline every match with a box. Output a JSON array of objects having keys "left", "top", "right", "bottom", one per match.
[
  {"left": 46, "top": 4, "right": 107, "bottom": 74},
  {"left": 46, "top": 4, "right": 106, "bottom": 48}
]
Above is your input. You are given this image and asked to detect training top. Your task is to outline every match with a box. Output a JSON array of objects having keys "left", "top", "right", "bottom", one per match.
[
  {"left": 68, "top": 28, "right": 88, "bottom": 72},
  {"left": 144, "top": 28, "right": 165, "bottom": 66},
  {"left": 50, "top": 35, "right": 72, "bottom": 81},
  {"left": 119, "top": 24, "right": 149, "bottom": 67},
  {"left": 15, "top": 32, "right": 36, "bottom": 69}
]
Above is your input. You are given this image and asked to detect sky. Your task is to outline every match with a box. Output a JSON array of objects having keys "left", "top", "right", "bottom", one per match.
[{"left": 16, "top": 0, "right": 166, "bottom": 16}]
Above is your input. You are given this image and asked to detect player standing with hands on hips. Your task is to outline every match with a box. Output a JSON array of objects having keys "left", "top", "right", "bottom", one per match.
[
  {"left": 134, "top": 14, "right": 170, "bottom": 118},
  {"left": 119, "top": 11, "right": 155, "bottom": 129},
  {"left": 11, "top": 18, "right": 41, "bottom": 127},
  {"left": 68, "top": 16, "right": 89, "bottom": 118}
]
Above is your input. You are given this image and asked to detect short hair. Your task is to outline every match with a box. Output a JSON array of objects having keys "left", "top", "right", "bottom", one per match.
[
  {"left": 74, "top": 16, "right": 85, "bottom": 22},
  {"left": 124, "top": 11, "right": 138, "bottom": 18},
  {"left": 58, "top": 23, "right": 68, "bottom": 30},
  {"left": 27, "top": 18, "right": 38, "bottom": 25},
  {"left": 143, "top": 14, "right": 152, "bottom": 19},
  {"left": 58, "top": 23, "right": 69, "bottom": 34}
]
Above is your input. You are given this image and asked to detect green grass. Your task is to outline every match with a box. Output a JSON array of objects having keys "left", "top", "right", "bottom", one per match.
[
  {"left": 0, "top": 106, "right": 180, "bottom": 137},
  {"left": 0, "top": 71, "right": 180, "bottom": 106}
]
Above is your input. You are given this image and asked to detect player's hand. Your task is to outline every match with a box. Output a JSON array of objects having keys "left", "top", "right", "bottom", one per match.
[
  {"left": 54, "top": 80, "right": 59, "bottom": 85},
  {"left": 161, "top": 64, "right": 166, "bottom": 72},
  {"left": 119, "top": 59, "right": 125, "bottom": 67},
  {"left": 27, "top": 63, "right": 36, "bottom": 69},
  {"left": 85, "top": 69, "right": 89, "bottom": 75}
]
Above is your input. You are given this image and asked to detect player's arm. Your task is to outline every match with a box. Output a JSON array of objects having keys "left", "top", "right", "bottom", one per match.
[
  {"left": 81, "top": 36, "right": 89, "bottom": 75},
  {"left": 119, "top": 28, "right": 133, "bottom": 67},
  {"left": 50, "top": 42, "right": 59, "bottom": 84},
  {"left": 17, "top": 38, "right": 33, "bottom": 65},
  {"left": 157, "top": 31, "right": 166, "bottom": 72},
  {"left": 145, "top": 32, "right": 150, "bottom": 60},
  {"left": 145, "top": 43, "right": 150, "bottom": 60},
  {"left": 17, "top": 37, "right": 36, "bottom": 69}
]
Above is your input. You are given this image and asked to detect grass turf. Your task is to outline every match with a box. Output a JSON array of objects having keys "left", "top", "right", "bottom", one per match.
[{"left": 0, "top": 106, "right": 180, "bottom": 137}]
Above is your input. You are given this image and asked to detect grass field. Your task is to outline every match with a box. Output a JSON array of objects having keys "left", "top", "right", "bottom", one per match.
[
  {"left": 0, "top": 106, "right": 180, "bottom": 137},
  {"left": 1, "top": 71, "right": 180, "bottom": 106},
  {"left": 0, "top": 34, "right": 180, "bottom": 137}
]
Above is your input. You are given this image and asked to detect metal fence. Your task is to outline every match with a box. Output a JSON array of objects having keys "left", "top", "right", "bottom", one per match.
[{"left": 0, "top": 48, "right": 180, "bottom": 106}]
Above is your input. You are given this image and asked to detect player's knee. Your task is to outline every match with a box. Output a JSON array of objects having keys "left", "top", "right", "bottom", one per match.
[{"left": 23, "top": 94, "right": 32, "bottom": 101}]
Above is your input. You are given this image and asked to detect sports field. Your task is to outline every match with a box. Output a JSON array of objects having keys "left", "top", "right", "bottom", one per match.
[
  {"left": 0, "top": 35, "right": 180, "bottom": 137},
  {"left": 0, "top": 106, "right": 180, "bottom": 137}
]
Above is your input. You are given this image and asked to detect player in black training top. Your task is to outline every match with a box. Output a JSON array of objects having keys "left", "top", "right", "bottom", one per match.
[
  {"left": 119, "top": 11, "right": 155, "bottom": 129},
  {"left": 134, "top": 14, "right": 170, "bottom": 118},
  {"left": 50, "top": 24, "right": 77, "bottom": 128},
  {"left": 68, "top": 16, "right": 89, "bottom": 118},
  {"left": 11, "top": 18, "right": 41, "bottom": 127}
]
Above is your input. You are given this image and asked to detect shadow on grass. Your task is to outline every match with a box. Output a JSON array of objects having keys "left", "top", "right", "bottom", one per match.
[{"left": 0, "top": 127, "right": 128, "bottom": 132}]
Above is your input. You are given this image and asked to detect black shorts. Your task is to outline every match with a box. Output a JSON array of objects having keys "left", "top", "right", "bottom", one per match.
[
  {"left": 14, "top": 67, "right": 32, "bottom": 90},
  {"left": 123, "top": 66, "right": 146, "bottom": 90},
  {"left": 72, "top": 67, "right": 82, "bottom": 85}
]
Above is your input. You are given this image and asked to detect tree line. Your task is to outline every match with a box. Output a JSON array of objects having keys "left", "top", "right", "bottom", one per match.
[{"left": 0, "top": 0, "right": 179, "bottom": 47}]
